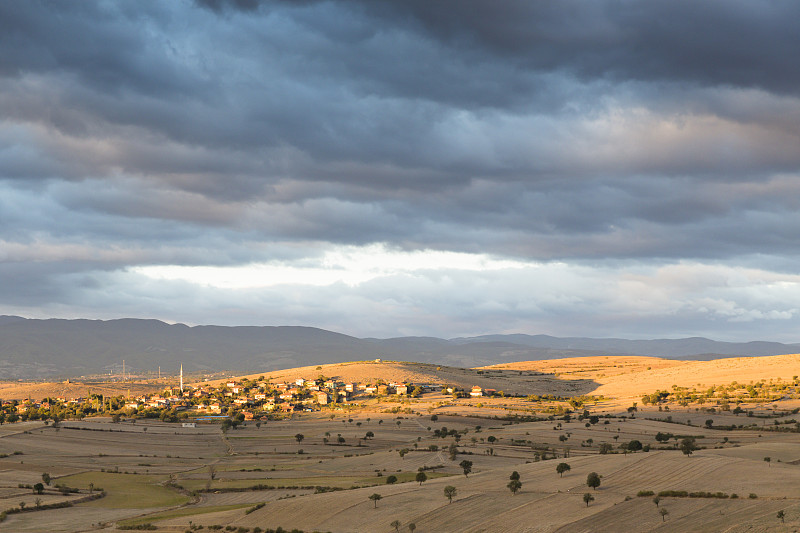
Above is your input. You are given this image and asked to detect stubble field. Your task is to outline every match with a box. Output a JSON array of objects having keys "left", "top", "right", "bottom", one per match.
[{"left": 1, "top": 355, "right": 799, "bottom": 532}]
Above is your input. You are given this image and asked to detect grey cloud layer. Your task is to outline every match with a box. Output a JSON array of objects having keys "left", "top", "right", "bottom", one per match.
[{"left": 1, "top": 1, "right": 799, "bottom": 338}]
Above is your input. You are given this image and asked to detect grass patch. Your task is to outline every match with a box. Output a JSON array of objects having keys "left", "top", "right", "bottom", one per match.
[
  {"left": 117, "top": 504, "right": 252, "bottom": 527},
  {"left": 57, "top": 472, "right": 189, "bottom": 509}
]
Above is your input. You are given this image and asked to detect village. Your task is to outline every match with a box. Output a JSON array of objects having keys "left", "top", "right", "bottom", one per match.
[{"left": 1, "top": 370, "right": 500, "bottom": 424}]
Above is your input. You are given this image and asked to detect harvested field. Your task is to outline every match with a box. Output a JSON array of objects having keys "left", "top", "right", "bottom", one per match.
[{"left": 1, "top": 356, "right": 799, "bottom": 531}]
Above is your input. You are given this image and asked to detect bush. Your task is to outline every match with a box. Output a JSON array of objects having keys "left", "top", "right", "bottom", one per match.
[
  {"left": 637, "top": 490, "right": 655, "bottom": 497},
  {"left": 657, "top": 490, "right": 688, "bottom": 498},
  {"left": 245, "top": 502, "right": 265, "bottom": 514}
]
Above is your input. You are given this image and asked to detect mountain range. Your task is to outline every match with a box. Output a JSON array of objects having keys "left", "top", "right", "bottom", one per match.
[{"left": 1, "top": 315, "right": 798, "bottom": 379}]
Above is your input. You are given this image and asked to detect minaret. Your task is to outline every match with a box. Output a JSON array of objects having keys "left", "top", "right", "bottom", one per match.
[{"left": 180, "top": 364, "right": 183, "bottom": 393}]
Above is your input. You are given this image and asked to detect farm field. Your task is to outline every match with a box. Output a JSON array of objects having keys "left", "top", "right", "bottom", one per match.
[{"left": 0, "top": 355, "right": 799, "bottom": 531}]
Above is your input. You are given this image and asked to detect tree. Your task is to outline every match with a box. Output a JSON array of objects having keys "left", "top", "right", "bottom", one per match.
[
  {"left": 459, "top": 460, "right": 473, "bottom": 477},
  {"left": 391, "top": 519, "right": 402, "bottom": 531},
  {"left": 295, "top": 433, "right": 304, "bottom": 444},
  {"left": 583, "top": 493, "right": 594, "bottom": 507},
  {"left": 556, "top": 462, "right": 571, "bottom": 477},
  {"left": 509, "top": 471, "right": 520, "bottom": 481},
  {"left": 444, "top": 485, "right": 457, "bottom": 503},
  {"left": 627, "top": 440, "right": 643, "bottom": 452},
  {"left": 655, "top": 432, "right": 673, "bottom": 443},
  {"left": 705, "top": 419, "right": 714, "bottom": 428},
  {"left": 369, "top": 493, "right": 382, "bottom": 508},
  {"left": 660, "top": 508, "right": 669, "bottom": 522},
  {"left": 408, "top": 523, "right": 416, "bottom": 532},
  {"left": 416, "top": 471, "right": 428, "bottom": 486},
  {"left": 33, "top": 482, "right": 44, "bottom": 494},
  {"left": 487, "top": 435, "right": 497, "bottom": 444},
  {"left": 586, "top": 472, "right": 601, "bottom": 490},
  {"left": 653, "top": 496, "right": 660, "bottom": 508},
  {"left": 430, "top": 414, "right": 438, "bottom": 422},
  {"left": 398, "top": 448, "right": 409, "bottom": 459},
  {"left": 507, "top": 479, "right": 522, "bottom": 495},
  {"left": 41, "top": 472, "right": 51, "bottom": 486},
  {"left": 764, "top": 456, "right": 771, "bottom": 467},
  {"left": 448, "top": 442, "right": 458, "bottom": 461},
  {"left": 777, "top": 510, "right": 785, "bottom": 523},
  {"left": 365, "top": 431, "right": 374, "bottom": 440},
  {"left": 679, "top": 437, "right": 697, "bottom": 457},
  {"left": 386, "top": 475, "right": 398, "bottom": 484}
]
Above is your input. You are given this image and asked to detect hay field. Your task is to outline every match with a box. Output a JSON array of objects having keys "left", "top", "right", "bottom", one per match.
[
  {"left": 1, "top": 355, "right": 799, "bottom": 531},
  {"left": 485, "top": 354, "right": 800, "bottom": 402}
]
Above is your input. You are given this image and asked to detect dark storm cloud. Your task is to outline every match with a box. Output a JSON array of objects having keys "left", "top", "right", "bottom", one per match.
[
  {"left": 351, "top": 0, "right": 800, "bottom": 95},
  {"left": 2, "top": 1, "right": 800, "bottom": 339}
]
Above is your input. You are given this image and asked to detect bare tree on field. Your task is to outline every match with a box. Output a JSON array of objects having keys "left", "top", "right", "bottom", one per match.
[
  {"left": 444, "top": 485, "right": 457, "bottom": 503},
  {"left": 459, "top": 460, "right": 472, "bottom": 477},
  {"left": 680, "top": 437, "right": 697, "bottom": 457},
  {"left": 369, "top": 493, "right": 382, "bottom": 508},
  {"left": 583, "top": 493, "right": 594, "bottom": 507}
]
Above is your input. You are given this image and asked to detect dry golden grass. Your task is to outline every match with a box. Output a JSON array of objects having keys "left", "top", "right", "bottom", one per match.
[
  {"left": 0, "top": 379, "right": 162, "bottom": 401},
  {"left": 485, "top": 354, "right": 800, "bottom": 401},
  {"left": 2, "top": 354, "right": 800, "bottom": 531}
]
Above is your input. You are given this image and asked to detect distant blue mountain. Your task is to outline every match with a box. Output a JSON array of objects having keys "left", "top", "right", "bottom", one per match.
[{"left": 0, "top": 316, "right": 797, "bottom": 379}]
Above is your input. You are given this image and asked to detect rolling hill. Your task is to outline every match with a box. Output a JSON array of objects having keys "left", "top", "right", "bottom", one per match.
[{"left": 0, "top": 315, "right": 798, "bottom": 379}]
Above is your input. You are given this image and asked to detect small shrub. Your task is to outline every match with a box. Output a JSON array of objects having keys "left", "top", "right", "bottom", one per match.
[{"left": 245, "top": 503, "right": 265, "bottom": 514}]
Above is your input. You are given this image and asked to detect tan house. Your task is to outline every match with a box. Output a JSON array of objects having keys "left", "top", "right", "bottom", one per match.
[{"left": 314, "top": 391, "right": 329, "bottom": 405}]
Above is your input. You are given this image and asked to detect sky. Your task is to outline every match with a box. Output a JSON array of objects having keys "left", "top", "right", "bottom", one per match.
[{"left": 1, "top": 0, "right": 800, "bottom": 342}]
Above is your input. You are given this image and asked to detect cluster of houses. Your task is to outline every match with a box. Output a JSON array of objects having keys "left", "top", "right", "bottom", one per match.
[
  {"left": 112, "top": 377, "right": 451, "bottom": 419},
  {"left": 5, "top": 378, "right": 499, "bottom": 422},
  {"left": 7, "top": 396, "right": 91, "bottom": 413}
]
